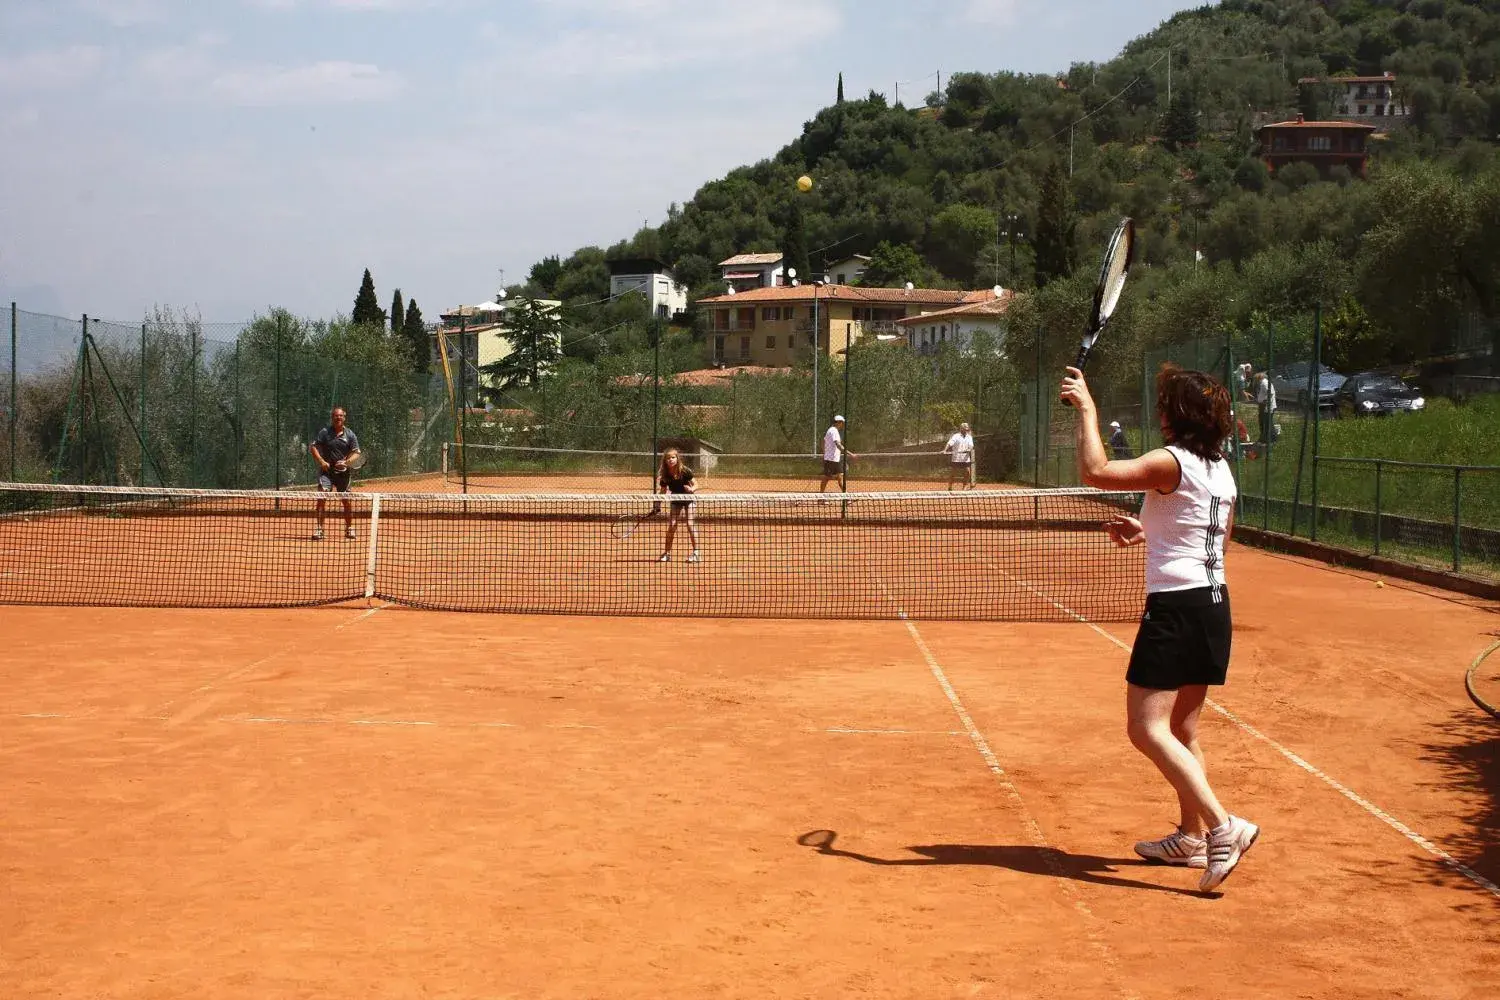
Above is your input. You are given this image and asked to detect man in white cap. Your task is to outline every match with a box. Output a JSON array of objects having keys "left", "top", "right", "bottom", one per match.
[
  {"left": 944, "top": 421, "right": 976, "bottom": 490},
  {"left": 820, "top": 415, "right": 855, "bottom": 492},
  {"left": 1107, "top": 420, "right": 1133, "bottom": 460}
]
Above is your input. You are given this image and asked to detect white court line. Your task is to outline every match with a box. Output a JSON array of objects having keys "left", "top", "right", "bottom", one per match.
[
  {"left": 881, "top": 584, "right": 1136, "bottom": 1000},
  {"left": 996, "top": 562, "right": 1500, "bottom": 904}
]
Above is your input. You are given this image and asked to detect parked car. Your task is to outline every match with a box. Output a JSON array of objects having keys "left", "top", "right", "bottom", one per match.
[
  {"left": 1333, "top": 372, "right": 1426, "bottom": 417},
  {"left": 1270, "top": 362, "right": 1346, "bottom": 411}
]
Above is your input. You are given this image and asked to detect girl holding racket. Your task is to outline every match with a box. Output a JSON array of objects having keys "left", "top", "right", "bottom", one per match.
[
  {"left": 1060, "top": 363, "right": 1259, "bottom": 893},
  {"left": 656, "top": 448, "right": 701, "bottom": 564}
]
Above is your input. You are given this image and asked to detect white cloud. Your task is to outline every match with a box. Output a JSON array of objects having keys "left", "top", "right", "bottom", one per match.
[
  {"left": 249, "top": 0, "right": 454, "bottom": 9},
  {"left": 477, "top": 0, "right": 840, "bottom": 81},
  {"left": 0, "top": 45, "right": 105, "bottom": 91},
  {"left": 73, "top": 0, "right": 170, "bottom": 27},
  {"left": 963, "top": 0, "right": 1026, "bottom": 26},
  {"left": 209, "top": 61, "right": 404, "bottom": 105}
]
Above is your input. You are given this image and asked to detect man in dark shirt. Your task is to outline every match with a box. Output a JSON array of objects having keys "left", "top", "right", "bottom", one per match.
[
  {"left": 1108, "top": 420, "right": 1133, "bottom": 460},
  {"left": 309, "top": 407, "right": 361, "bottom": 540}
]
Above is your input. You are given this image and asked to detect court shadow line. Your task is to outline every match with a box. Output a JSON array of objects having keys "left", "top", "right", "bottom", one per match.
[{"left": 797, "top": 830, "right": 1205, "bottom": 898}]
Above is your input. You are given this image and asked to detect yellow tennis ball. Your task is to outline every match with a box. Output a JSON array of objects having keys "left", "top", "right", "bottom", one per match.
[
  {"left": 1375, "top": 580, "right": 1385, "bottom": 588},
  {"left": 797, "top": 174, "right": 813, "bottom": 192}
]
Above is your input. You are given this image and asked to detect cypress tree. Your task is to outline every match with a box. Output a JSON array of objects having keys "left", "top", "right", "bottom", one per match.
[
  {"left": 352, "top": 268, "right": 383, "bottom": 327},
  {"left": 1033, "top": 162, "right": 1076, "bottom": 289},
  {"left": 402, "top": 299, "right": 427, "bottom": 374},
  {"left": 390, "top": 288, "right": 404, "bottom": 336}
]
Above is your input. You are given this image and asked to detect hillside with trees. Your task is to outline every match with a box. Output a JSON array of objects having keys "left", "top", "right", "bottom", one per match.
[{"left": 521, "top": 0, "right": 1500, "bottom": 388}]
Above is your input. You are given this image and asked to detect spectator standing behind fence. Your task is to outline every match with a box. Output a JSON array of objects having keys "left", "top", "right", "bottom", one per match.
[
  {"left": 1108, "top": 421, "right": 1133, "bottom": 460},
  {"left": 1254, "top": 372, "right": 1277, "bottom": 447},
  {"left": 1235, "top": 364, "right": 1254, "bottom": 402},
  {"left": 944, "top": 422, "right": 976, "bottom": 490}
]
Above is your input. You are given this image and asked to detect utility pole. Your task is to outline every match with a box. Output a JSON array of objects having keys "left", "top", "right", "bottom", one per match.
[{"left": 1167, "top": 46, "right": 1172, "bottom": 108}]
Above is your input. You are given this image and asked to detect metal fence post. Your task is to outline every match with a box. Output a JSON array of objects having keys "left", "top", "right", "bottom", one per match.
[
  {"left": 8, "top": 302, "right": 16, "bottom": 481},
  {"left": 139, "top": 322, "right": 147, "bottom": 485},
  {"left": 188, "top": 321, "right": 198, "bottom": 487},
  {"left": 1373, "top": 460, "right": 1383, "bottom": 556},
  {"left": 274, "top": 313, "right": 283, "bottom": 490},
  {"left": 1310, "top": 304, "right": 1322, "bottom": 542},
  {"left": 1453, "top": 467, "right": 1462, "bottom": 573},
  {"left": 1263, "top": 323, "right": 1273, "bottom": 532}
]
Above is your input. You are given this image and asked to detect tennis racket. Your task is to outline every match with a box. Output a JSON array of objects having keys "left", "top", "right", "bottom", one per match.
[
  {"left": 1065, "top": 217, "right": 1135, "bottom": 402},
  {"left": 343, "top": 451, "right": 366, "bottom": 471},
  {"left": 610, "top": 502, "right": 660, "bottom": 539}
]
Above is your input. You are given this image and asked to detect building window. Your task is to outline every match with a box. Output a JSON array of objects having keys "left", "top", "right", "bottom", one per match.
[
  {"left": 737, "top": 307, "right": 755, "bottom": 329},
  {"left": 835, "top": 272, "right": 846, "bottom": 283},
  {"left": 1375, "top": 105, "right": 1385, "bottom": 116},
  {"left": 1357, "top": 105, "right": 1368, "bottom": 116},
  {"left": 766, "top": 336, "right": 776, "bottom": 349},
  {"left": 739, "top": 336, "right": 750, "bottom": 359},
  {"left": 762, "top": 307, "right": 776, "bottom": 321},
  {"left": 714, "top": 335, "right": 725, "bottom": 359},
  {"left": 714, "top": 311, "right": 729, "bottom": 331},
  {"left": 1309, "top": 136, "right": 1331, "bottom": 151},
  {"left": 1273, "top": 135, "right": 1288, "bottom": 151}
]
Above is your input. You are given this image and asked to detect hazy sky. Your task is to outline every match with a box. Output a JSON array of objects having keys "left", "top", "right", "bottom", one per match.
[{"left": 0, "top": 0, "right": 1199, "bottom": 322}]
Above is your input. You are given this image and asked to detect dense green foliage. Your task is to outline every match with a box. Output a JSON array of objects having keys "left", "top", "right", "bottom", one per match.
[{"left": 513, "top": 0, "right": 1500, "bottom": 385}]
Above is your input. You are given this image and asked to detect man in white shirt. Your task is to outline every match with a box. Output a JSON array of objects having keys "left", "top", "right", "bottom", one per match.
[
  {"left": 1254, "top": 371, "right": 1277, "bottom": 447},
  {"left": 820, "top": 415, "right": 855, "bottom": 492},
  {"left": 944, "top": 422, "right": 976, "bottom": 490}
]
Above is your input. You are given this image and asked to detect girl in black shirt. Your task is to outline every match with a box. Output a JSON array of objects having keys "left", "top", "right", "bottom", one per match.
[{"left": 657, "top": 448, "right": 701, "bottom": 564}]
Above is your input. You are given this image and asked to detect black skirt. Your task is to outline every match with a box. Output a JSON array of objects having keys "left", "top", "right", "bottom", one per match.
[{"left": 1126, "top": 586, "right": 1231, "bottom": 690}]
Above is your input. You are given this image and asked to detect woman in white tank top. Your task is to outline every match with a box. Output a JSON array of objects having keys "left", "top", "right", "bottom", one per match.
[{"left": 1060, "top": 363, "right": 1259, "bottom": 893}]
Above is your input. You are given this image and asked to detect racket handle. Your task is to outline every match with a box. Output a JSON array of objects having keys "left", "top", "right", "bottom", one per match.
[{"left": 1063, "top": 346, "right": 1091, "bottom": 408}]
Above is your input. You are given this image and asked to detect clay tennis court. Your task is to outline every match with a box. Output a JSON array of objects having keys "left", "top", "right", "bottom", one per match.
[{"left": 2, "top": 529, "right": 1497, "bottom": 999}]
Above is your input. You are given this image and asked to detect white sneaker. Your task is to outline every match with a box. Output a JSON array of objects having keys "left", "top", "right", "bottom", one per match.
[
  {"left": 312, "top": 526, "right": 325, "bottom": 541},
  {"left": 1134, "top": 827, "right": 1207, "bottom": 868},
  {"left": 345, "top": 525, "right": 356, "bottom": 539},
  {"left": 688, "top": 551, "right": 701, "bottom": 564},
  {"left": 1200, "top": 815, "right": 1260, "bottom": 892},
  {"left": 658, "top": 553, "right": 670, "bottom": 563}
]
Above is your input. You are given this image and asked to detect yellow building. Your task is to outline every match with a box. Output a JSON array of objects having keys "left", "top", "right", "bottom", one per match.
[{"left": 696, "top": 284, "right": 1004, "bottom": 366}]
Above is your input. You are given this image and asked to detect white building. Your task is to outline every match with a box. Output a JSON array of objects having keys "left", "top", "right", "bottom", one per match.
[
  {"left": 895, "top": 292, "right": 1014, "bottom": 356},
  {"left": 1299, "top": 72, "right": 1408, "bottom": 120},
  {"left": 435, "top": 298, "right": 563, "bottom": 394},
  {"left": 607, "top": 258, "right": 689, "bottom": 318},
  {"left": 825, "top": 254, "right": 870, "bottom": 286},
  {"left": 719, "top": 252, "right": 786, "bottom": 291}
]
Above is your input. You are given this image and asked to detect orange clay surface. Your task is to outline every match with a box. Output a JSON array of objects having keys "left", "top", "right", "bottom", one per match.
[{"left": 1, "top": 543, "right": 1497, "bottom": 999}]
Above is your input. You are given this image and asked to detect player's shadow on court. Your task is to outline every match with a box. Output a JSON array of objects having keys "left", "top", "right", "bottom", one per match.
[{"left": 797, "top": 830, "right": 1204, "bottom": 897}]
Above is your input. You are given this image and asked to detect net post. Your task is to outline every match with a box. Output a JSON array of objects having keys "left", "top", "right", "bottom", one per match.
[
  {"left": 8, "top": 302, "right": 16, "bottom": 481},
  {"left": 364, "top": 492, "right": 382, "bottom": 604},
  {"left": 1453, "top": 467, "right": 1462, "bottom": 573},
  {"left": 1373, "top": 460, "right": 1383, "bottom": 556}
]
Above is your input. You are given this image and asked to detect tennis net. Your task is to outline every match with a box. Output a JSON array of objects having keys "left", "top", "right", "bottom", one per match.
[
  {"left": 441, "top": 443, "right": 962, "bottom": 492},
  {"left": 0, "top": 482, "right": 1145, "bottom": 620}
]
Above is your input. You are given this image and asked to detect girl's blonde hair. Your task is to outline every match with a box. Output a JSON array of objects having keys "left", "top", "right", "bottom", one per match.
[{"left": 658, "top": 447, "right": 684, "bottom": 479}]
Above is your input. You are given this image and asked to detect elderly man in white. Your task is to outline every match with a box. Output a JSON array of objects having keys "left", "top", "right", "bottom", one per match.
[{"left": 944, "top": 422, "right": 976, "bottom": 490}]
